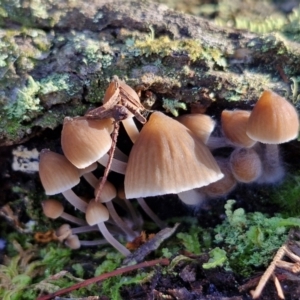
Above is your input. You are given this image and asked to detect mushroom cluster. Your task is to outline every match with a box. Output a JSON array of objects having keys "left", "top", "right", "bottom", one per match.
[{"left": 39, "top": 78, "right": 299, "bottom": 256}]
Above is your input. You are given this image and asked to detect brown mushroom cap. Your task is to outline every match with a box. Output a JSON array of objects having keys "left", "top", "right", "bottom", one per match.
[
  {"left": 39, "top": 149, "right": 80, "bottom": 195},
  {"left": 230, "top": 148, "right": 262, "bottom": 183},
  {"left": 85, "top": 199, "right": 109, "bottom": 226},
  {"left": 124, "top": 112, "right": 223, "bottom": 198},
  {"left": 221, "top": 110, "right": 256, "bottom": 148},
  {"left": 201, "top": 158, "right": 237, "bottom": 198},
  {"left": 246, "top": 90, "right": 299, "bottom": 144},
  {"left": 177, "top": 113, "right": 215, "bottom": 144},
  {"left": 42, "top": 199, "right": 64, "bottom": 218},
  {"left": 61, "top": 116, "right": 113, "bottom": 169}
]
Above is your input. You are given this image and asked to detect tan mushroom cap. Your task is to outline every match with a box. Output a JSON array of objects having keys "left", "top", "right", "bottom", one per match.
[
  {"left": 39, "top": 149, "right": 80, "bottom": 195},
  {"left": 246, "top": 90, "right": 299, "bottom": 144},
  {"left": 221, "top": 110, "right": 256, "bottom": 148},
  {"left": 230, "top": 148, "right": 262, "bottom": 183},
  {"left": 94, "top": 179, "right": 117, "bottom": 203},
  {"left": 201, "top": 158, "right": 237, "bottom": 198},
  {"left": 177, "top": 113, "right": 215, "bottom": 144},
  {"left": 85, "top": 199, "right": 109, "bottom": 226},
  {"left": 42, "top": 199, "right": 64, "bottom": 219},
  {"left": 124, "top": 111, "right": 223, "bottom": 198},
  {"left": 61, "top": 116, "right": 113, "bottom": 169}
]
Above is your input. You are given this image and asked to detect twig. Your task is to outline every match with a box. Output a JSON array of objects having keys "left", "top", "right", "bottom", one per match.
[{"left": 36, "top": 258, "right": 169, "bottom": 300}]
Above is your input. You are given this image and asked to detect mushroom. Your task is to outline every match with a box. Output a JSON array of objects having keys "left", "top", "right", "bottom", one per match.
[
  {"left": 65, "top": 234, "right": 107, "bottom": 249},
  {"left": 229, "top": 148, "right": 263, "bottom": 183},
  {"left": 42, "top": 199, "right": 87, "bottom": 226},
  {"left": 39, "top": 149, "right": 88, "bottom": 212},
  {"left": 245, "top": 90, "right": 299, "bottom": 183},
  {"left": 95, "top": 179, "right": 138, "bottom": 239},
  {"left": 177, "top": 113, "right": 216, "bottom": 144},
  {"left": 61, "top": 116, "right": 113, "bottom": 169},
  {"left": 221, "top": 109, "right": 256, "bottom": 148},
  {"left": 201, "top": 158, "right": 237, "bottom": 198},
  {"left": 124, "top": 111, "right": 223, "bottom": 198},
  {"left": 246, "top": 90, "right": 299, "bottom": 144},
  {"left": 86, "top": 199, "right": 131, "bottom": 256}
]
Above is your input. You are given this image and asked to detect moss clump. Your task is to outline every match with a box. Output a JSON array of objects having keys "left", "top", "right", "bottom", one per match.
[
  {"left": 213, "top": 200, "right": 300, "bottom": 276},
  {"left": 133, "top": 35, "right": 226, "bottom": 67},
  {"left": 3, "top": 76, "right": 42, "bottom": 121},
  {"left": 269, "top": 172, "right": 300, "bottom": 217}
]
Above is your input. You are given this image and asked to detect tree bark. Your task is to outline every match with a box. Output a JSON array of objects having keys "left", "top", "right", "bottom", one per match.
[{"left": 0, "top": 0, "right": 299, "bottom": 146}]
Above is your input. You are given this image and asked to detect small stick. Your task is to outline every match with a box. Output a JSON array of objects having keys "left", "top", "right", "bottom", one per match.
[
  {"left": 251, "top": 245, "right": 287, "bottom": 299},
  {"left": 95, "top": 121, "right": 120, "bottom": 202},
  {"left": 37, "top": 258, "right": 170, "bottom": 300}
]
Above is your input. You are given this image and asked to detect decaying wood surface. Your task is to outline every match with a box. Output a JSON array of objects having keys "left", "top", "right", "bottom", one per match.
[{"left": 1, "top": 0, "right": 299, "bottom": 146}]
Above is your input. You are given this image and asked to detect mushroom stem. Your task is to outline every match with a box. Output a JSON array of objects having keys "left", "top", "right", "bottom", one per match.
[
  {"left": 257, "top": 144, "right": 284, "bottom": 184},
  {"left": 122, "top": 118, "right": 140, "bottom": 143},
  {"left": 137, "top": 197, "right": 166, "bottom": 229},
  {"left": 206, "top": 136, "right": 231, "bottom": 150},
  {"left": 98, "top": 153, "right": 127, "bottom": 174},
  {"left": 62, "top": 189, "right": 87, "bottom": 212},
  {"left": 82, "top": 172, "right": 98, "bottom": 188},
  {"left": 105, "top": 201, "right": 138, "bottom": 239},
  {"left": 78, "top": 239, "right": 108, "bottom": 247},
  {"left": 114, "top": 147, "right": 129, "bottom": 162},
  {"left": 97, "top": 222, "right": 131, "bottom": 256},
  {"left": 117, "top": 198, "right": 143, "bottom": 231},
  {"left": 60, "top": 212, "right": 87, "bottom": 226}
]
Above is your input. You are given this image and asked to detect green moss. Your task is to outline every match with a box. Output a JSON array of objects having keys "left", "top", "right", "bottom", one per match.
[
  {"left": 213, "top": 200, "right": 300, "bottom": 276},
  {"left": 133, "top": 35, "right": 227, "bottom": 67},
  {"left": 269, "top": 172, "right": 300, "bottom": 217},
  {"left": 3, "top": 76, "right": 42, "bottom": 121}
]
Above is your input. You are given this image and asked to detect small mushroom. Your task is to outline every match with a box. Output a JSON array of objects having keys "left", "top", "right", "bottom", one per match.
[
  {"left": 95, "top": 179, "right": 138, "bottom": 239},
  {"left": 125, "top": 111, "right": 223, "bottom": 198},
  {"left": 86, "top": 199, "right": 131, "bottom": 256},
  {"left": 42, "top": 199, "right": 87, "bottom": 226},
  {"left": 61, "top": 116, "right": 113, "bottom": 169},
  {"left": 177, "top": 113, "right": 216, "bottom": 144},
  {"left": 230, "top": 148, "right": 263, "bottom": 183},
  {"left": 201, "top": 158, "right": 237, "bottom": 198},
  {"left": 246, "top": 90, "right": 299, "bottom": 144},
  {"left": 221, "top": 109, "right": 256, "bottom": 148},
  {"left": 65, "top": 234, "right": 107, "bottom": 249},
  {"left": 39, "top": 149, "right": 87, "bottom": 212}
]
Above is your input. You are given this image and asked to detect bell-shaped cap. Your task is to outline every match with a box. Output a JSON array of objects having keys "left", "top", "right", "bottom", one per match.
[
  {"left": 221, "top": 110, "right": 256, "bottom": 148},
  {"left": 124, "top": 112, "right": 223, "bottom": 198},
  {"left": 177, "top": 113, "right": 215, "bottom": 144},
  {"left": 85, "top": 199, "right": 109, "bottom": 226},
  {"left": 246, "top": 90, "right": 299, "bottom": 144},
  {"left": 39, "top": 149, "right": 80, "bottom": 195},
  {"left": 42, "top": 199, "right": 64, "bottom": 219},
  {"left": 94, "top": 179, "right": 117, "bottom": 203},
  {"left": 61, "top": 116, "right": 113, "bottom": 169}
]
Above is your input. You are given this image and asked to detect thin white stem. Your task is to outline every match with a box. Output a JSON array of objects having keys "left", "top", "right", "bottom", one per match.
[
  {"left": 122, "top": 118, "right": 140, "bottom": 143},
  {"left": 79, "top": 239, "right": 108, "bottom": 246},
  {"left": 105, "top": 201, "right": 138, "bottom": 239},
  {"left": 137, "top": 197, "right": 166, "bottom": 229},
  {"left": 62, "top": 189, "right": 87, "bottom": 212},
  {"left": 82, "top": 172, "right": 98, "bottom": 188},
  {"left": 98, "top": 153, "right": 127, "bottom": 174},
  {"left": 114, "top": 147, "right": 129, "bottom": 162},
  {"left": 206, "top": 136, "right": 231, "bottom": 150},
  {"left": 121, "top": 198, "right": 143, "bottom": 231},
  {"left": 60, "top": 212, "right": 87, "bottom": 226},
  {"left": 97, "top": 222, "right": 131, "bottom": 256}
]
